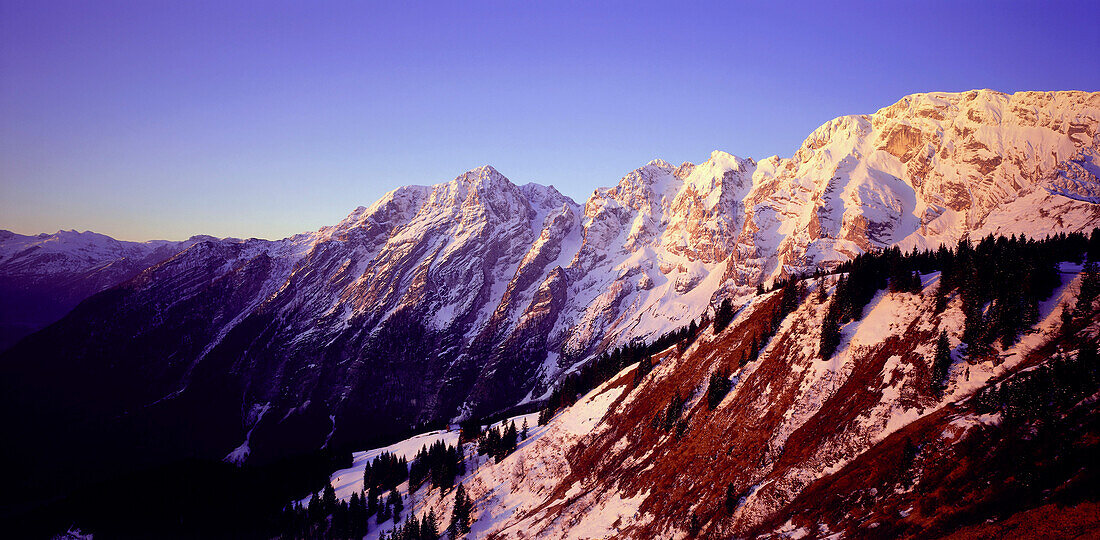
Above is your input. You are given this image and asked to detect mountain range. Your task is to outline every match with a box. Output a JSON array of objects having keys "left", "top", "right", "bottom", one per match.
[{"left": 2, "top": 89, "right": 1098, "bottom": 532}]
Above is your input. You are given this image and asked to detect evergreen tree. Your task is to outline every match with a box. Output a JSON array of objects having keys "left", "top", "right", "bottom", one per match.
[
  {"left": 1023, "top": 296, "right": 1040, "bottom": 328},
  {"left": 332, "top": 499, "right": 350, "bottom": 538},
  {"left": 537, "top": 406, "right": 553, "bottom": 426},
  {"left": 633, "top": 354, "right": 653, "bottom": 386},
  {"left": 410, "top": 513, "right": 422, "bottom": 539},
  {"left": 725, "top": 482, "right": 739, "bottom": 514},
  {"left": 713, "top": 298, "right": 735, "bottom": 333},
  {"left": 961, "top": 292, "right": 989, "bottom": 360},
  {"left": 378, "top": 494, "right": 391, "bottom": 522},
  {"left": 422, "top": 509, "right": 440, "bottom": 540},
  {"left": 367, "top": 485, "right": 380, "bottom": 516},
  {"left": 308, "top": 491, "right": 323, "bottom": 523},
  {"left": 932, "top": 331, "right": 952, "bottom": 396},
  {"left": 522, "top": 418, "right": 528, "bottom": 439},
  {"left": 933, "top": 277, "right": 950, "bottom": 313},
  {"left": 322, "top": 483, "right": 337, "bottom": 515},
  {"left": 706, "top": 370, "right": 732, "bottom": 409},
  {"left": 389, "top": 489, "right": 403, "bottom": 523},
  {"left": 365, "top": 451, "right": 410, "bottom": 492},
  {"left": 678, "top": 319, "right": 700, "bottom": 352},
  {"left": 1079, "top": 341, "right": 1098, "bottom": 384},
  {"left": 506, "top": 420, "right": 518, "bottom": 449},
  {"left": 889, "top": 251, "right": 908, "bottom": 293},
  {"left": 661, "top": 393, "right": 686, "bottom": 432},
  {"left": 1061, "top": 303, "right": 1075, "bottom": 337},
  {"left": 819, "top": 306, "right": 842, "bottom": 359},
  {"left": 350, "top": 491, "right": 369, "bottom": 538},
  {"left": 778, "top": 278, "right": 802, "bottom": 318},
  {"left": 1076, "top": 260, "right": 1100, "bottom": 316},
  {"left": 348, "top": 492, "right": 361, "bottom": 537},
  {"left": 450, "top": 484, "right": 472, "bottom": 535}
]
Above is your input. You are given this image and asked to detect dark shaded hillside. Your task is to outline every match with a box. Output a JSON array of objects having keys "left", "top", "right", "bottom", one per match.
[
  {"left": 0, "top": 273, "right": 457, "bottom": 527},
  {"left": 0, "top": 231, "right": 196, "bottom": 351},
  {"left": 4, "top": 454, "right": 345, "bottom": 539}
]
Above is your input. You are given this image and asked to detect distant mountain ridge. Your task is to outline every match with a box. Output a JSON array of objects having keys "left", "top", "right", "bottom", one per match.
[
  {"left": 0, "top": 229, "right": 209, "bottom": 349},
  {"left": 1, "top": 90, "right": 1097, "bottom": 509}
]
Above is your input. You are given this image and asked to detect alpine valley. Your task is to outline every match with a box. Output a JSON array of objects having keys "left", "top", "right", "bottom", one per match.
[{"left": 3, "top": 89, "right": 1100, "bottom": 538}]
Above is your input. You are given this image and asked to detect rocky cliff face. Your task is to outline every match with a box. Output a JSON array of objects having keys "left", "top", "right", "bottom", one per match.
[
  {"left": 1, "top": 91, "right": 1097, "bottom": 494},
  {"left": 737, "top": 90, "right": 1100, "bottom": 286}
]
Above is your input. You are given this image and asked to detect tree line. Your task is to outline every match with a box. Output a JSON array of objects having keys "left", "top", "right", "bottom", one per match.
[
  {"left": 537, "top": 319, "right": 707, "bottom": 426},
  {"left": 973, "top": 342, "right": 1098, "bottom": 423},
  {"left": 820, "top": 229, "right": 1100, "bottom": 367},
  {"left": 477, "top": 420, "right": 520, "bottom": 463},
  {"left": 275, "top": 439, "right": 474, "bottom": 539},
  {"left": 409, "top": 440, "right": 465, "bottom": 492},
  {"left": 377, "top": 509, "right": 441, "bottom": 540}
]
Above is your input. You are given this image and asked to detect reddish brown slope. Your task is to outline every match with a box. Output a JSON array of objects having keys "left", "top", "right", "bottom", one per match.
[{"left": 483, "top": 269, "right": 1098, "bottom": 539}]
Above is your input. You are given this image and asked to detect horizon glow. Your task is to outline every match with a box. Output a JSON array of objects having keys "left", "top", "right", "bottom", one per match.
[{"left": 2, "top": 0, "right": 1099, "bottom": 241}]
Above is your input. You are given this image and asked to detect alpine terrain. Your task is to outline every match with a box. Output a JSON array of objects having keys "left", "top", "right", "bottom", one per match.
[
  {"left": 0, "top": 230, "right": 204, "bottom": 350},
  {"left": 2, "top": 89, "right": 1099, "bottom": 538}
]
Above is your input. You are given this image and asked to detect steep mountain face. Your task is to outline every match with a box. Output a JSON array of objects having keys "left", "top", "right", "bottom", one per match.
[
  {"left": 393, "top": 262, "right": 1099, "bottom": 539},
  {"left": 734, "top": 90, "right": 1100, "bottom": 286},
  {"left": 2, "top": 90, "right": 1098, "bottom": 510},
  {"left": 0, "top": 230, "right": 200, "bottom": 350}
]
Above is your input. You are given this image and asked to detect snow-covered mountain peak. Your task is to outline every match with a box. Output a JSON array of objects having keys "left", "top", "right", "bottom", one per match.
[
  {"left": 739, "top": 89, "right": 1100, "bottom": 287},
  {"left": 47, "top": 229, "right": 117, "bottom": 244},
  {"left": 186, "top": 234, "right": 221, "bottom": 243},
  {"left": 453, "top": 164, "right": 507, "bottom": 187},
  {"left": 656, "top": 152, "right": 756, "bottom": 266},
  {"left": 688, "top": 150, "right": 755, "bottom": 183},
  {"left": 791, "top": 114, "right": 872, "bottom": 164},
  {"left": 0, "top": 229, "right": 191, "bottom": 267},
  {"left": 602, "top": 160, "right": 683, "bottom": 213},
  {"left": 707, "top": 149, "right": 750, "bottom": 168},
  {"left": 867, "top": 89, "right": 1100, "bottom": 225},
  {"left": 673, "top": 161, "right": 696, "bottom": 180},
  {"left": 426, "top": 165, "right": 534, "bottom": 214},
  {"left": 333, "top": 184, "right": 433, "bottom": 235},
  {"left": 519, "top": 182, "right": 578, "bottom": 213}
]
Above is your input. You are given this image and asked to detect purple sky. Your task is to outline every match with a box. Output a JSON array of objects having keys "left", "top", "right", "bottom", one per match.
[{"left": 2, "top": 1, "right": 1098, "bottom": 241}]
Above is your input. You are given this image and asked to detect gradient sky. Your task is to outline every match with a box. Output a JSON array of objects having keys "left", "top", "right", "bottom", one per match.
[{"left": 2, "top": 1, "right": 1099, "bottom": 241}]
